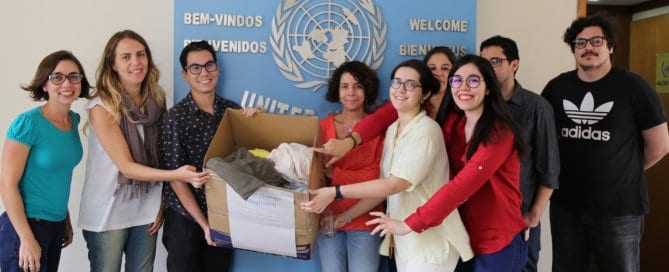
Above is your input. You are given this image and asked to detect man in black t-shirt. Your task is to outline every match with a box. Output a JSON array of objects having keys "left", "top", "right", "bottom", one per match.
[{"left": 542, "top": 15, "right": 669, "bottom": 272}]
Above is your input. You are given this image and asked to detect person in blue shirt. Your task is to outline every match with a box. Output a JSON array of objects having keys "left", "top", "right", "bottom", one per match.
[{"left": 0, "top": 50, "right": 92, "bottom": 272}]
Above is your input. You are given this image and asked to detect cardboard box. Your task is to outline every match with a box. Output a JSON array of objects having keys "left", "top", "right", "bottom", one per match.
[{"left": 204, "top": 109, "right": 324, "bottom": 260}]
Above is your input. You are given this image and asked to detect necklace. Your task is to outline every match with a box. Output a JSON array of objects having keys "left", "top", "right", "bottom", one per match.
[
  {"left": 334, "top": 113, "right": 364, "bottom": 137},
  {"left": 334, "top": 119, "right": 354, "bottom": 134}
]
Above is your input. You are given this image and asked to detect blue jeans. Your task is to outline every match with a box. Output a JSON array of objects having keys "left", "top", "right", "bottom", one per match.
[
  {"left": 317, "top": 230, "right": 382, "bottom": 272},
  {"left": 456, "top": 232, "right": 528, "bottom": 272},
  {"left": 0, "top": 213, "right": 65, "bottom": 272},
  {"left": 524, "top": 224, "right": 541, "bottom": 272},
  {"left": 83, "top": 224, "right": 157, "bottom": 272},
  {"left": 550, "top": 204, "right": 643, "bottom": 272}
]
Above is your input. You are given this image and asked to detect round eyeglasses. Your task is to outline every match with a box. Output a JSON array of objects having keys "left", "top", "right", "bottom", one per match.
[
  {"left": 186, "top": 61, "right": 218, "bottom": 74},
  {"left": 390, "top": 78, "right": 421, "bottom": 91},
  {"left": 449, "top": 75, "right": 482, "bottom": 89},
  {"left": 48, "top": 73, "right": 83, "bottom": 85},
  {"left": 573, "top": 36, "right": 605, "bottom": 49}
]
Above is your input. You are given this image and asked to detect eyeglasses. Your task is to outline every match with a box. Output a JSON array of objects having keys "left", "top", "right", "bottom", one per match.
[
  {"left": 573, "top": 36, "right": 605, "bottom": 49},
  {"left": 449, "top": 75, "right": 482, "bottom": 88},
  {"left": 48, "top": 73, "right": 83, "bottom": 85},
  {"left": 186, "top": 61, "right": 218, "bottom": 74},
  {"left": 390, "top": 78, "right": 421, "bottom": 91},
  {"left": 488, "top": 57, "right": 508, "bottom": 67}
]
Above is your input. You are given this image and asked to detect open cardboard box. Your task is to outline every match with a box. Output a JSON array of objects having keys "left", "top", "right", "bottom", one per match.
[{"left": 203, "top": 109, "right": 324, "bottom": 259}]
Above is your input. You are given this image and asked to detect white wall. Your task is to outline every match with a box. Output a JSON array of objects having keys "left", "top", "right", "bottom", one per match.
[
  {"left": 0, "top": 1, "right": 575, "bottom": 271},
  {"left": 0, "top": 2, "right": 174, "bottom": 271}
]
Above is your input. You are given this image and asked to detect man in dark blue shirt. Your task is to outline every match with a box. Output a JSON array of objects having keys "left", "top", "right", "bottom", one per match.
[
  {"left": 480, "top": 35, "right": 560, "bottom": 272},
  {"left": 159, "top": 40, "right": 240, "bottom": 272}
]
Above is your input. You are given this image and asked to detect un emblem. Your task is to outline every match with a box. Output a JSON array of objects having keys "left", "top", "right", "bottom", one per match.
[{"left": 271, "top": 0, "right": 387, "bottom": 92}]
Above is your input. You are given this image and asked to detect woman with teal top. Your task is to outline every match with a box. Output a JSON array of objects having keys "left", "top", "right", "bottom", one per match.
[{"left": 0, "top": 50, "right": 92, "bottom": 272}]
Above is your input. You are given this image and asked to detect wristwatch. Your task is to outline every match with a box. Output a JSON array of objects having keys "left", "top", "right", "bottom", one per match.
[{"left": 335, "top": 185, "right": 344, "bottom": 201}]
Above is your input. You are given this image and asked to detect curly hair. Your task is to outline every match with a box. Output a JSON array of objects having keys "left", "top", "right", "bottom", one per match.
[
  {"left": 325, "top": 61, "right": 379, "bottom": 113},
  {"left": 22, "top": 50, "right": 92, "bottom": 101},
  {"left": 563, "top": 15, "right": 616, "bottom": 53}
]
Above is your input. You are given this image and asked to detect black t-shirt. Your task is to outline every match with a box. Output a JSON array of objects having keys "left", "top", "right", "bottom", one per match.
[{"left": 542, "top": 67, "right": 666, "bottom": 216}]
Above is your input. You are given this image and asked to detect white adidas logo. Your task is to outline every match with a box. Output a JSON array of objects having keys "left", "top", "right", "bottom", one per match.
[
  {"left": 561, "top": 92, "right": 613, "bottom": 141},
  {"left": 563, "top": 92, "right": 614, "bottom": 125}
]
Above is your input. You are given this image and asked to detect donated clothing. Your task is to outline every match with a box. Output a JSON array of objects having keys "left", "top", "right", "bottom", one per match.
[
  {"left": 6, "top": 107, "right": 82, "bottom": 221},
  {"left": 379, "top": 111, "right": 473, "bottom": 265},
  {"left": 78, "top": 97, "right": 162, "bottom": 232},
  {"left": 542, "top": 67, "right": 666, "bottom": 216},
  {"left": 268, "top": 143, "right": 312, "bottom": 184},
  {"left": 248, "top": 148, "right": 271, "bottom": 158},
  {"left": 206, "top": 147, "right": 283, "bottom": 200}
]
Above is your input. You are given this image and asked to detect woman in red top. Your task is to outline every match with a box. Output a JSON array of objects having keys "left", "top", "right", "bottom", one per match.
[
  {"left": 319, "top": 55, "right": 529, "bottom": 272},
  {"left": 318, "top": 61, "right": 385, "bottom": 272}
]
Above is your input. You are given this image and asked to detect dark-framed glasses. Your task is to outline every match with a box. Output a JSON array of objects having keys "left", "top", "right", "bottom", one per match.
[
  {"left": 187, "top": 61, "right": 218, "bottom": 74},
  {"left": 573, "top": 36, "right": 605, "bottom": 49},
  {"left": 48, "top": 73, "right": 83, "bottom": 85},
  {"left": 488, "top": 57, "right": 508, "bottom": 67},
  {"left": 449, "top": 75, "right": 482, "bottom": 88},
  {"left": 390, "top": 78, "right": 421, "bottom": 91}
]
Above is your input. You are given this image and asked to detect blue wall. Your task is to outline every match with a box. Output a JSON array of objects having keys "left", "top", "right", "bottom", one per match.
[
  {"left": 175, "top": 0, "right": 476, "bottom": 117},
  {"left": 174, "top": 1, "right": 476, "bottom": 271}
]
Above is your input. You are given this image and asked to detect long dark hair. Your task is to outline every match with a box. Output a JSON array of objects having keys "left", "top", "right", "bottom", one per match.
[{"left": 436, "top": 54, "right": 526, "bottom": 159}]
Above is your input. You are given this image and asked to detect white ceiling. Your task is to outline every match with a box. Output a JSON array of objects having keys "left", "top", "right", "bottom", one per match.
[{"left": 588, "top": 0, "right": 651, "bottom": 5}]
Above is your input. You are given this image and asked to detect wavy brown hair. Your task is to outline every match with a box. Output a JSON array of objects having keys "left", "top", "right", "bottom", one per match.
[
  {"left": 22, "top": 50, "right": 92, "bottom": 101},
  {"left": 94, "top": 30, "right": 165, "bottom": 122}
]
